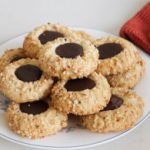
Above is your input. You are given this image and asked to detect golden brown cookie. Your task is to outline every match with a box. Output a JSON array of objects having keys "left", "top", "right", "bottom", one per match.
[
  {"left": 6, "top": 99, "right": 67, "bottom": 139},
  {"left": 94, "top": 36, "right": 139, "bottom": 76},
  {"left": 106, "top": 55, "right": 145, "bottom": 89},
  {"left": 80, "top": 88, "right": 144, "bottom": 133},
  {"left": 38, "top": 38, "right": 99, "bottom": 79},
  {"left": 0, "top": 58, "right": 53, "bottom": 103},
  {"left": 51, "top": 72, "right": 111, "bottom": 115},
  {"left": 23, "top": 23, "right": 77, "bottom": 58},
  {"left": 0, "top": 48, "right": 26, "bottom": 72}
]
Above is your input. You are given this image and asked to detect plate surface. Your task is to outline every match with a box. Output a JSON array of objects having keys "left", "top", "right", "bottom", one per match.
[{"left": 0, "top": 28, "right": 150, "bottom": 150}]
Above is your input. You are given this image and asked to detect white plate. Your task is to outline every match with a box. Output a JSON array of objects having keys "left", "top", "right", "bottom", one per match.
[{"left": 0, "top": 28, "right": 150, "bottom": 150}]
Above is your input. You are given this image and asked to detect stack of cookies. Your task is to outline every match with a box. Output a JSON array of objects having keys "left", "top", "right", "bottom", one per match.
[{"left": 0, "top": 23, "right": 145, "bottom": 139}]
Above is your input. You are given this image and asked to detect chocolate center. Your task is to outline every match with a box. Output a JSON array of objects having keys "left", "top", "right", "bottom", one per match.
[
  {"left": 65, "top": 78, "right": 95, "bottom": 91},
  {"left": 15, "top": 64, "right": 42, "bottom": 82},
  {"left": 55, "top": 43, "right": 83, "bottom": 58},
  {"left": 20, "top": 100, "right": 49, "bottom": 115},
  {"left": 97, "top": 43, "right": 123, "bottom": 59},
  {"left": 102, "top": 95, "right": 123, "bottom": 111},
  {"left": 38, "top": 31, "right": 64, "bottom": 45},
  {"left": 52, "top": 77, "right": 59, "bottom": 84},
  {"left": 10, "top": 56, "right": 26, "bottom": 63}
]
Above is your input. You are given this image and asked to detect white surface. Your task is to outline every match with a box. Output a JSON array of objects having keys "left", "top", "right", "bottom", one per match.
[
  {"left": 0, "top": 0, "right": 149, "bottom": 150},
  {"left": 0, "top": 29, "right": 150, "bottom": 150}
]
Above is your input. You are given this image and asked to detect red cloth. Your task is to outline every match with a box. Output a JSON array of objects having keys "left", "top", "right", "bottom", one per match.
[{"left": 120, "top": 2, "right": 150, "bottom": 54}]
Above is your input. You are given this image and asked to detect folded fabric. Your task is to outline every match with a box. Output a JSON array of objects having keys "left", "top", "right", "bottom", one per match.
[{"left": 120, "top": 2, "right": 150, "bottom": 54}]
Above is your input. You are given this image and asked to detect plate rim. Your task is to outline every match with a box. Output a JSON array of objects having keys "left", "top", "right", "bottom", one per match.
[{"left": 0, "top": 28, "right": 150, "bottom": 150}]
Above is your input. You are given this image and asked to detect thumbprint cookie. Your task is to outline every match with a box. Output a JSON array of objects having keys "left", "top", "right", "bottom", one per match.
[
  {"left": 38, "top": 38, "right": 99, "bottom": 79},
  {"left": 51, "top": 72, "right": 111, "bottom": 115},
  {"left": 0, "top": 58, "right": 53, "bottom": 103},
  {"left": 23, "top": 23, "right": 77, "bottom": 58},
  {"left": 80, "top": 88, "right": 144, "bottom": 133},
  {"left": 6, "top": 98, "right": 67, "bottom": 139},
  {"left": 94, "top": 36, "right": 139, "bottom": 76}
]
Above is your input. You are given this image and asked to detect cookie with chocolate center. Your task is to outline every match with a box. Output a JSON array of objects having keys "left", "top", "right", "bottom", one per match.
[
  {"left": 94, "top": 36, "right": 139, "bottom": 76},
  {"left": 6, "top": 97, "right": 67, "bottom": 139},
  {"left": 23, "top": 23, "right": 81, "bottom": 58},
  {"left": 51, "top": 72, "right": 111, "bottom": 115},
  {"left": 80, "top": 88, "right": 144, "bottom": 133},
  {"left": 38, "top": 38, "right": 99, "bottom": 79},
  {"left": 0, "top": 58, "right": 53, "bottom": 103}
]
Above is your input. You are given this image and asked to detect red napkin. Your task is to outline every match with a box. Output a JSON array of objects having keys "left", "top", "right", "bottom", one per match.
[{"left": 120, "top": 2, "right": 150, "bottom": 54}]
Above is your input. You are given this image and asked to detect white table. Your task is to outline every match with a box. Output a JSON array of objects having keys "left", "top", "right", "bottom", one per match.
[{"left": 0, "top": 0, "right": 150, "bottom": 149}]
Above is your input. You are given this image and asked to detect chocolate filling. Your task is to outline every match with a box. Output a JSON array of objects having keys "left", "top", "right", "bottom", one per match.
[
  {"left": 65, "top": 78, "right": 95, "bottom": 91},
  {"left": 55, "top": 43, "right": 83, "bottom": 58},
  {"left": 97, "top": 43, "right": 123, "bottom": 59},
  {"left": 20, "top": 100, "right": 49, "bottom": 115},
  {"left": 102, "top": 95, "right": 123, "bottom": 111},
  {"left": 15, "top": 64, "right": 42, "bottom": 82},
  {"left": 52, "top": 77, "right": 59, "bottom": 84},
  {"left": 38, "top": 31, "right": 64, "bottom": 44},
  {"left": 10, "top": 56, "right": 26, "bottom": 63}
]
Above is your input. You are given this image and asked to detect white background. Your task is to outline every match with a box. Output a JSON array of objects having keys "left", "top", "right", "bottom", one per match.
[{"left": 0, "top": 0, "right": 150, "bottom": 150}]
